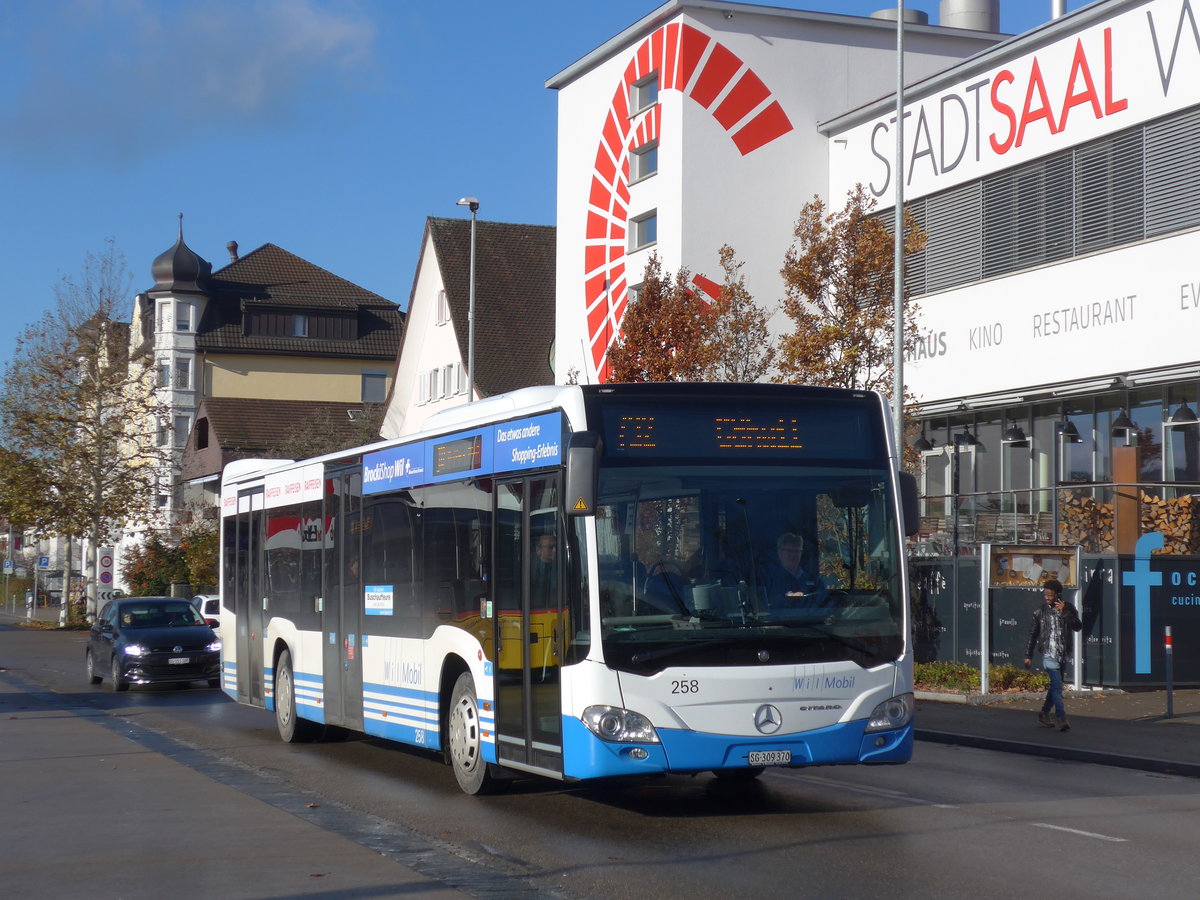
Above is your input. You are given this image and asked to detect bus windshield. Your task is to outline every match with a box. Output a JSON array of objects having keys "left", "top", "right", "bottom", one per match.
[{"left": 593, "top": 463, "right": 904, "bottom": 675}]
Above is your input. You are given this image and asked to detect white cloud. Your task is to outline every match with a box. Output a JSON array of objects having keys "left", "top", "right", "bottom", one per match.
[{"left": 0, "top": 0, "right": 377, "bottom": 167}]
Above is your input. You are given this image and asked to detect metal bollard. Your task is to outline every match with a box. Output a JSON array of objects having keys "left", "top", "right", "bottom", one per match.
[{"left": 1165, "top": 626, "right": 1174, "bottom": 719}]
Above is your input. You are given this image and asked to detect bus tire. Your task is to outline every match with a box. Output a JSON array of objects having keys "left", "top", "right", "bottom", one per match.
[
  {"left": 447, "top": 671, "right": 496, "bottom": 795},
  {"left": 275, "top": 649, "right": 319, "bottom": 743},
  {"left": 86, "top": 649, "right": 102, "bottom": 684}
]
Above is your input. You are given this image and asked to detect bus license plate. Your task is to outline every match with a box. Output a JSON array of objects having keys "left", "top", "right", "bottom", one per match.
[
  {"left": 748, "top": 750, "right": 791, "bottom": 766},
  {"left": 168, "top": 657, "right": 190, "bottom": 665}
]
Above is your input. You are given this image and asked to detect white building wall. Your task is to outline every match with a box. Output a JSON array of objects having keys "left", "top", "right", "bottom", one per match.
[
  {"left": 380, "top": 232, "right": 469, "bottom": 440},
  {"left": 552, "top": 3, "right": 1002, "bottom": 385}
]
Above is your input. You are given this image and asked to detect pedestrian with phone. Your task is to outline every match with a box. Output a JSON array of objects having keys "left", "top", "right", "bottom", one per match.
[{"left": 1024, "top": 578, "right": 1082, "bottom": 731}]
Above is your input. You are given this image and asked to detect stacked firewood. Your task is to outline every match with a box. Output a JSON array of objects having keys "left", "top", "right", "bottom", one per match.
[{"left": 1058, "top": 491, "right": 1199, "bottom": 554}]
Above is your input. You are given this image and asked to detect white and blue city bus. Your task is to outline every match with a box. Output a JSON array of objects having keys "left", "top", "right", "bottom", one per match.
[{"left": 219, "top": 383, "right": 919, "bottom": 793}]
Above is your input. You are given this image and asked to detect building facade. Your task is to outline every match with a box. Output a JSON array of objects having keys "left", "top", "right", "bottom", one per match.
[
  {"left": 381, "top": 217, "right": 556, "bottom": 439},
  {"left": 123, "top": 229, "right": 403, "bottom": 589},
  {"left": 547, "top": 0, "right": 1002, "bottom": 385}
]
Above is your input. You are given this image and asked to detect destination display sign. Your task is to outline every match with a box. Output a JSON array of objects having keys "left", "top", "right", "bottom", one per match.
[{"left": 363, "top": 411, "right": 563, "bottom": 495}]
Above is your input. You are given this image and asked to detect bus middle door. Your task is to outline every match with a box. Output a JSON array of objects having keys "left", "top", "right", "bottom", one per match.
[
  {"left": 323, "top": 468, "right": 365, "bottom": 731},
  {"left": 493, "top": 474, "right": 565, "bottom": 778}
]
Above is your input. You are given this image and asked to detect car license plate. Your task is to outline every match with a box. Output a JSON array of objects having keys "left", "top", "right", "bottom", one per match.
[
  {"left": 168, "top": 657, "right": 190, "bottom": 665},
  {"left": 748, "top": 750, "right": 791, "bottom": 766}
]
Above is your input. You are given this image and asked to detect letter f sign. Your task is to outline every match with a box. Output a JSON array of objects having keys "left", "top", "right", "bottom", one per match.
[{"left": 1123, "top": 532, "right": 1163, "bottom": 674}]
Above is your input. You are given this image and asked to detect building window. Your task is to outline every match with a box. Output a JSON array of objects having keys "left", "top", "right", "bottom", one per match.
[
  {"left": 156, "top": 301, "right": 167, "bottom": 333},
  {"left": 173, "top": 358, "right": 191, "bottom": 390},
  {"left": 456, "top": 362, "right": 467, "bottom": 395},
  {"left": 292, "top": 314, "right": 308, "bottom": 337},
  {"left": 417, "top": 373, "right": 429, "bottom": 406},
  {"left": 156, "top": 420, "right": 169, "bottom": 447},
  {"left": 157, "top": 360, "right": 170, "bottom": 388},
  {"left": 361, "top": 371, "right": 387, "bottom": 403},
  {"left": 176, "top": 302, "right": 192, "bottom": 332},
  {"left": 630, "top": 211, "right": 657, "bottom": 252},
  {"left": 628, "top": 282, "right": 643, "bottom": 306},
  {"left": 173, "top": 415, "right": 190, "bottom": 448},
  {"left": 195, "top": 417, "right": 209, "bottom": 450},
  {"left": 631, "top": 72, "right": 659, "bottom": 114},
  {"left": 436, "top": 290, "right": 450, "bottom": 325},
  {"left": 631, "top": 141, "right": 658, "bottom": 182}
]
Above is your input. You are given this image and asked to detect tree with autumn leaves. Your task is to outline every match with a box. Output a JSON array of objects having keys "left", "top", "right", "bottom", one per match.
[
  {"left": 609, "top": 184, "right": 924, "bottom": 408},
  {"left": 777, "top": 185, "right": 925, "bottom": 393},
  {"left": 607, "top": 245, "right": 774, "bottom": 383}
]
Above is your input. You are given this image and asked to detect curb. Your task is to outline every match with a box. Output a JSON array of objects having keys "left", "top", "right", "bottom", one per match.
[{"left": 914, "top": 727, "right": 1200, "bottom": 779}]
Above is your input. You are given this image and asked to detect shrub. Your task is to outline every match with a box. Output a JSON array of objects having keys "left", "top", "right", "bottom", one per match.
[{"left": 915, "top": 661, "right": 1050, "bottom": 693}]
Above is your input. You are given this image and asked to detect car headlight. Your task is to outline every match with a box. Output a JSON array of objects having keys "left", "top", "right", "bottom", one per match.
[
  {"left": 581, "top": 705, "right": 660, "bottom": 743},
  {"left": 865, "top": 692, "right": 914, "bottom": 732},
  {"left": 122, "top": 644, "right": 148, "bottom": 657},
  {"left": 206, "top": 639, "right": 222, "bottom": 653}
]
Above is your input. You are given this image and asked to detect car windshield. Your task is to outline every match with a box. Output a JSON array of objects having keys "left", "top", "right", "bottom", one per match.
[
  {"left": 593, "top": 463, "right": 905, "bottom": 674},
  {"left": 120, "top": 601, "right": 205, "bottom": 628}
]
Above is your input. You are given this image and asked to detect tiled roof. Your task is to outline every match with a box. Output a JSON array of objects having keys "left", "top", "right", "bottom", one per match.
[
  {"left": 201, "top": 397, "right": 367, "bottom": 453},
  {"left": 196, "top": 243, "right": 403, "bottom": 358},
  {"left": 424, "top": 218, "right": 556, "bottom": 396}
]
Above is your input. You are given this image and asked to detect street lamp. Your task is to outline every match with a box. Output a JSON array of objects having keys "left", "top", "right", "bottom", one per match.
[{"left": 456, "top": 197, "right": 479, "bottom": 403}]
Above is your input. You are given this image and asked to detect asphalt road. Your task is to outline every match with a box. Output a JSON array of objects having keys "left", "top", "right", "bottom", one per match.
[{"left": 6, "top": 624, "right": 1200, "bottom": 899}]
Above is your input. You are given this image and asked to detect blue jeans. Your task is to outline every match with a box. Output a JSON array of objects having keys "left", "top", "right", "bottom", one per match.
[{"left": 1041, "top": 657, "right": 1065, "bottom": 718}]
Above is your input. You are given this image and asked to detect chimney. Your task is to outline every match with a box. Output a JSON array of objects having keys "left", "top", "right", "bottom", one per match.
[{"left": 226, "top": 240, "right": 239, "bottom": 263}]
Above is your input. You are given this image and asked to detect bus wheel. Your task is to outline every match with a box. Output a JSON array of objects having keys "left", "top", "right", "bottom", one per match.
[
  {"left": 275, "top": 649, "right": 319, "bottom": 743},
  {"left": 447, "top": 672, "right": 495, "bottom": 795}
]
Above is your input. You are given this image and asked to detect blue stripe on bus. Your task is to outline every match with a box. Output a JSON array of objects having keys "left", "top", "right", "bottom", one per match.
[{"left": 560, "top": 717, "right": 912, "bottom": 779}]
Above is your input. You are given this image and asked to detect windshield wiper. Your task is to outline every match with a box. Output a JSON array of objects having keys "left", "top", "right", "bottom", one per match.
[{"left": 629, "top": 639, "right": 725, "bottom": 665}]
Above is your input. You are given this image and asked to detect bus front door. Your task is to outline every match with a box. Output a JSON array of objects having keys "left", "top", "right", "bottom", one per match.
[
  {"left": 322, "top": 468, "right": 365, "bottom": 732},
  {"left": 493, "top": 475, "right": 565, "bottom": 778}
]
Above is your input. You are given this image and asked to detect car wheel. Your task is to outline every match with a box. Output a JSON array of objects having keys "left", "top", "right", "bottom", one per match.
[
  {"left": 86, "top": 649, "right": 102, "bottom": 685},
  {"left": 110, "top": 655, "right": 128, "bottom": 692},
  {"left": 275, "top": 649, "right": 319, "bottom": 742},
  {"left": 447, "top": 672, "right": 497, "bottom": 795}
]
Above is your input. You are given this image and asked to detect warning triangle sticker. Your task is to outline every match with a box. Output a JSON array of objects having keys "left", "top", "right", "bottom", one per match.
[{"left": 573, "top": 497, "right": 589, "bottom": 511}]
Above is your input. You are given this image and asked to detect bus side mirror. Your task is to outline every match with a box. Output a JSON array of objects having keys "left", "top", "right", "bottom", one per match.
[
  {"left": 899, "top": 472, "right": 919, "bottom": 537},
  {"left": 565, "top": 431, "right": 601, "bottom": 517}
]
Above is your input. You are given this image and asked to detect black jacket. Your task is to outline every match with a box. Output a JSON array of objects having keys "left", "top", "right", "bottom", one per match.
[{"left": 1025, "top": 600, "right": 1082, "bottom": 668}]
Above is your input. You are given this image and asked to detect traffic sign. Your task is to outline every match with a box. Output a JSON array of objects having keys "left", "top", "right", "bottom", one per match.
[
  {"left": 37, "top": 556, "right": 50, "bottom": 569},
  {"left": 3, "top": 560, "right": 12, "bottom": 574}
]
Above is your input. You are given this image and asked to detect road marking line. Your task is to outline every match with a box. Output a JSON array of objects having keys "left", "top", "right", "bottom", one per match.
[
  {"left": 1032, "top": 822, "right": 1127, "bottom": 843},
  {"left": 795, "top": 774, "right": 957, "bottom": 808}
]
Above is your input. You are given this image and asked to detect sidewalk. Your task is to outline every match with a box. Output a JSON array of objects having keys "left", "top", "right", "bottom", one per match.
[{"left": 916, "top": 687, "right": 1200, "bottom": 777}]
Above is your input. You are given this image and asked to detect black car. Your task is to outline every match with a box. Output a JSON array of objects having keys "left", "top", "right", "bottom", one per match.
[{"left": 86, "top": 597, "right": 222, "bottom": 691}]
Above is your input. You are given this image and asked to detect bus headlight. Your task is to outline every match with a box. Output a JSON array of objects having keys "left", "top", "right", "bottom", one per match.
[
  {"left": 865, "top": 693, "right": 914, "bottom": 732},
  {"left": 581, "top": 705, "right": 660, "bottom": 743}
]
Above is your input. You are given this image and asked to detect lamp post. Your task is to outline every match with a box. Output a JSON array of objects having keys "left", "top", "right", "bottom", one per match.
[{"left": 456, "top": 197, "right": 479, "bottom": 403}]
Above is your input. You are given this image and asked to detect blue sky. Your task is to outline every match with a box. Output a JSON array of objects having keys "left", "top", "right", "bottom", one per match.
[{"left": 0, "top": 0, "right": 1083, "bottom": 370}]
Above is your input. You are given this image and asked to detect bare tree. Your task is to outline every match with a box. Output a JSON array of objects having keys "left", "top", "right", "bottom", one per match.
[{"left": 0, "top": 240, "right": 169, "bottom": 620}]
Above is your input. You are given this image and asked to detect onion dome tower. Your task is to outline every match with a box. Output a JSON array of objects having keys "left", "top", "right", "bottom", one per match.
[{"left": 150, "top": 213, "right": 212, "bottom": 294}]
